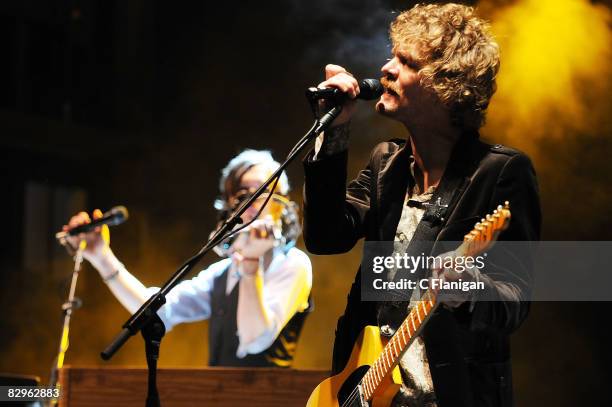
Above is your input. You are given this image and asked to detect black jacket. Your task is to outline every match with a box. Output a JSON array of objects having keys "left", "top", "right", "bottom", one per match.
[{"left": 302, "top": 134, "right": 541, "bottom": 407}]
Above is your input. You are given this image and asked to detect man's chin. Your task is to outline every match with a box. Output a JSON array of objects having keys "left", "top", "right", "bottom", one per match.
[{"left": 376, "top": 100, "right": 396, "bottom": 116}]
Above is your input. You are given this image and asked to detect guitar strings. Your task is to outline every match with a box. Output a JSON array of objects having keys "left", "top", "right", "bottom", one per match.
[
  {"left": 341, "top": 385, "right": 359, "bottom": 407},
  {"left": 339, "top": 206, "right": 510, "bottom": 407},
  {"left": 341, "top": 382, "right": 363, "bottom": 407}
]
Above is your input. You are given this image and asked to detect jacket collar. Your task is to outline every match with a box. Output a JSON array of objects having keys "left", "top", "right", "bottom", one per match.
[{"left": 376, "top": 131, "right": 483, "bottom": 241}]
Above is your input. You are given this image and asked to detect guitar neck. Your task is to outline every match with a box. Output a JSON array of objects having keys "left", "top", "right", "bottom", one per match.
[
  {"left": 356, "top": 202, "right": 511, "bottom": 402},
  {"left": 359, "top": 287, "right": 438, "bottom": 401},
  {"left": 358, "top": 239, "right": 482, "bottom": 401}
]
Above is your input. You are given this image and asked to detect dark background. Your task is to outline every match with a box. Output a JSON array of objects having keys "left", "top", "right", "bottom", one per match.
[{"left": 0, "top": 0, "right": 610, "bottom": 405}]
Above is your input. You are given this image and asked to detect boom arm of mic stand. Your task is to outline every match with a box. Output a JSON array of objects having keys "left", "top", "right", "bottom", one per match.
[{"left": 100, "top": 105, "right": 343, "bottom": 361}]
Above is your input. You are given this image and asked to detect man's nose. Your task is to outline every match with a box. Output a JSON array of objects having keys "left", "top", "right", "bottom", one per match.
[{"left": 381, "top": 58, "right": 398, "bottom": 78}]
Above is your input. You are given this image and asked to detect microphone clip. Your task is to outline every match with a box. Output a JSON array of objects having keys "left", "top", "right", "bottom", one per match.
[
  {"left": 306, "top": 87, "right": 344, "bottom": 102},
  {"left": 306, "top": 87, "right": 342, "bottom": 119}
]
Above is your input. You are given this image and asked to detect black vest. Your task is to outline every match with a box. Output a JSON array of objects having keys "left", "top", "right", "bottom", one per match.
[{"left": 208, "top": 266, "right": 312, "bottom": 367}]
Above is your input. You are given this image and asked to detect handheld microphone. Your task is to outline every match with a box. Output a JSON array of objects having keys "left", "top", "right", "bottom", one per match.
[
  {"left": 306, "top": 78, "right": 383, "bottom": 102},
  {"left": 55, "top": 206, "right": 129, "bottom": 240}
]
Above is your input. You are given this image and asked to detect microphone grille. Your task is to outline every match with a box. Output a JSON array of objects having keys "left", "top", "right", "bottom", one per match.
[
  {"left": 106, "top": 205, "right": 129, "bottom": 225},
  {"left": 359, "top": 79, "right": 383, "bottom": 100}
]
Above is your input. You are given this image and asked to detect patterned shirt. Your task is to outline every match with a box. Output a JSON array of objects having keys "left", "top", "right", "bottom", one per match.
[{"left": 391, "top": 167, "right": 438, "bottom": 406}]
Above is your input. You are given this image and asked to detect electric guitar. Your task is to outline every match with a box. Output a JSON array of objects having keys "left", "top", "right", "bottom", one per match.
[{"left": 306, "top": 202, "right": 512, "bottom": 407}]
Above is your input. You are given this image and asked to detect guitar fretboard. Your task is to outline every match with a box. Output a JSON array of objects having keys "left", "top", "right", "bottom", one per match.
[
  {"left": 358, "top": 201, "right": 511, "bottom": 401},
  {"left": 359, "top": 288, "right": 437, "bottom": 401}
]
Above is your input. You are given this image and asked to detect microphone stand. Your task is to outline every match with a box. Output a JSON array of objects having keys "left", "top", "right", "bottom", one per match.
[
  {"left": 100, "top": 105, "right": 343, "bottom": 407},
  {"left": 48, "top": 240, "right": 85, "bottom": 405}
]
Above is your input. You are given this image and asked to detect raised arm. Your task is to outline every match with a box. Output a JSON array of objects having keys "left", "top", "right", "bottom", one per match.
[
  {"left": 63, "top": 211, "right": 218, "bottom": 331},
  {"left": 302, "top": 64, "right": 375, "bottom": 254},
  {"left": 64, "top": 211, "right": 150, "bottom": 314}
]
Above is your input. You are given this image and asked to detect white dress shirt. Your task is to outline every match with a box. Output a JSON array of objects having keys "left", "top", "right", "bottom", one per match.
[{"left": 94, "top": 247, "right": 312, "bottom": 359}]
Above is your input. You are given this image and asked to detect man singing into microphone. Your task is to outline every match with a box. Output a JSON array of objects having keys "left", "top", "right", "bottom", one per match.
[
  {"left": 64, "top": 149, "right": 312, "bottom": 367},
  {"left": 303, "top": 3, "right": 540, "bottom": 406}
]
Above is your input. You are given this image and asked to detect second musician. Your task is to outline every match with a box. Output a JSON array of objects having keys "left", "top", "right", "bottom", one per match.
[{"left": 64, "top": 149, "right": 312, "bottom": 367}]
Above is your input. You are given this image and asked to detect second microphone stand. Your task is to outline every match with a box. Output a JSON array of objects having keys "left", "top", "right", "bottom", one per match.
[
  {"left": 48, "top": 240, "right": 86, "bottom": 405},
  {"left": 99, "top": 104, "right": 344, "bottom": 407}
]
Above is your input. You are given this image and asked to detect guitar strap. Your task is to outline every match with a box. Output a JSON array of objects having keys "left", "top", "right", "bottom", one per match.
[
  {"left": 378, "top": 134, "right": 476, "bottom": 308},
  {"left": 377, "top": 133, "right": 483, "bottom": 407},
  {"left": 405, "top": 133, "right": 481, "bottom": 255}
]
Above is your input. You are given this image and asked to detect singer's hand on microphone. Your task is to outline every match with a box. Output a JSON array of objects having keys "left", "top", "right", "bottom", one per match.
[
  {"left": 317, "top": 64, "right": 359, "bottom": 127},
  {"left": 63, "top": 210, "right": 111, "bottom": 259}
]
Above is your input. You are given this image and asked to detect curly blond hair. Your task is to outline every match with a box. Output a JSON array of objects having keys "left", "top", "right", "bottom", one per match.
[{"left": 390, "top": 3, "right": 500, "bottom": 130}]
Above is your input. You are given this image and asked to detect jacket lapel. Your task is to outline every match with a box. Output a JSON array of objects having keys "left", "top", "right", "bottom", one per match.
[{"left": 376, "top": 142, "right": 413, "bottom": 241}]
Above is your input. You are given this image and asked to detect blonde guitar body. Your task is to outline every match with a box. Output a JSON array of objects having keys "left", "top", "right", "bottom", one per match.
[
  {"left": 306, "top": 326, "right": 403, "bottom": 407},
  {"left": 307, "top": 203, "right": 512, "bottom": 407}
]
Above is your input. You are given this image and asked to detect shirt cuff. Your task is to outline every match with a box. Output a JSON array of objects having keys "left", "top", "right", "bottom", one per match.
[{"left": 313, "top": 122, "right": 350, "bottom": 160}]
